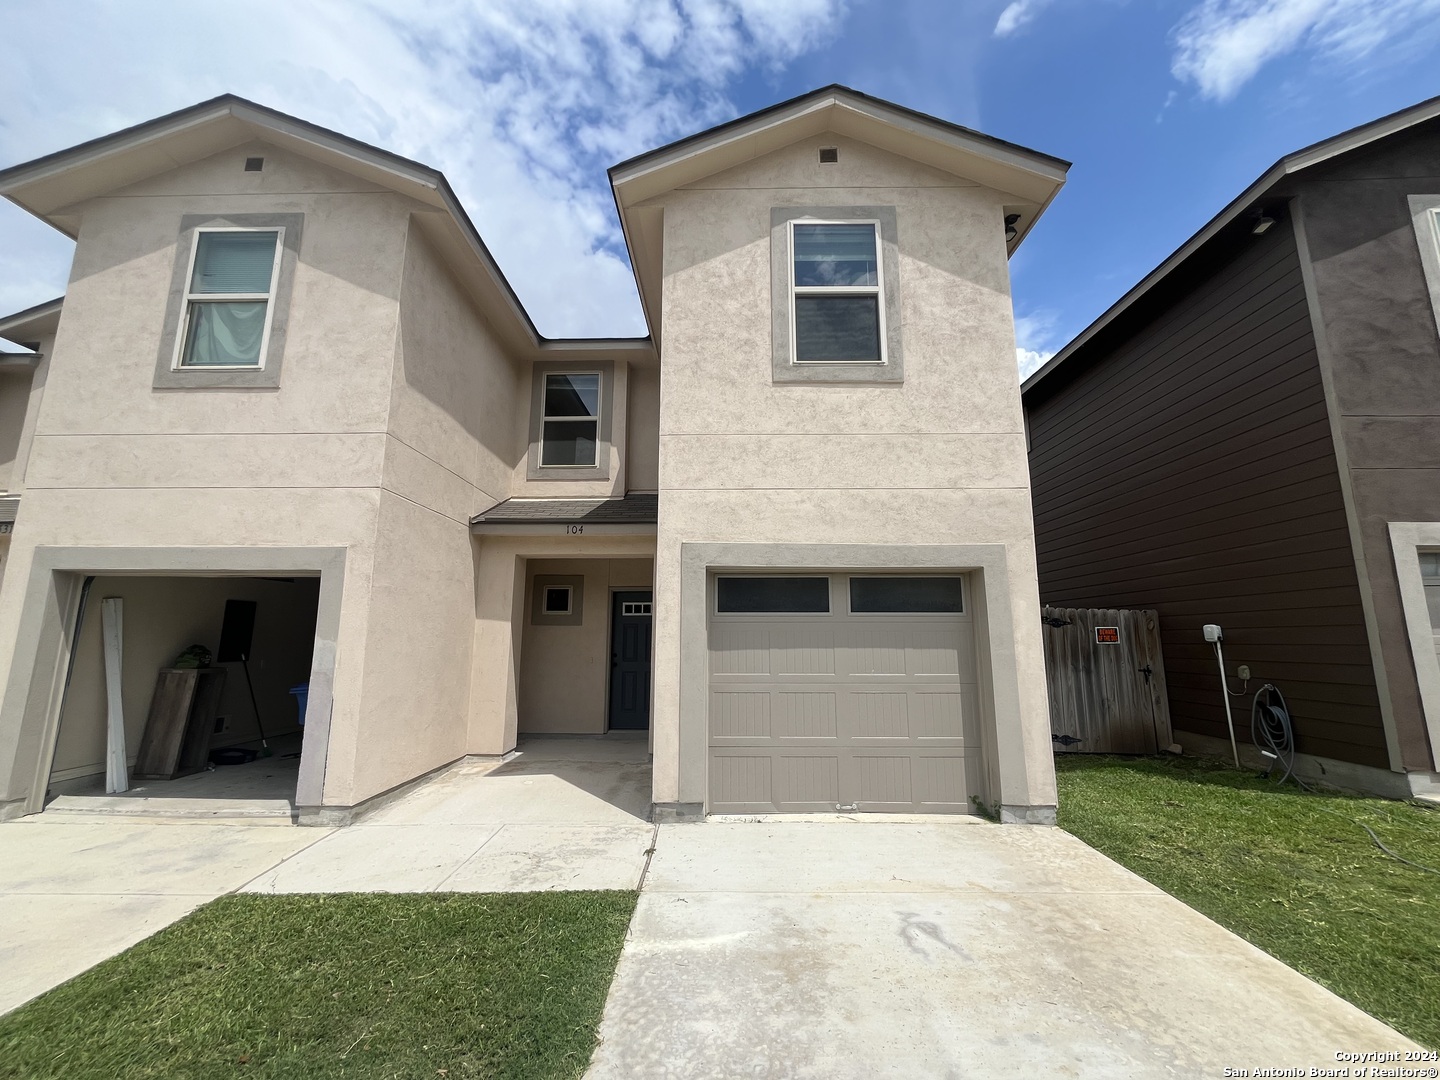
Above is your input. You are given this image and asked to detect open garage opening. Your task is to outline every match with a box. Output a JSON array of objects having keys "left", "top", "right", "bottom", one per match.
[{"left": 44, "top": 574, "right": 322, "bottom": 819}]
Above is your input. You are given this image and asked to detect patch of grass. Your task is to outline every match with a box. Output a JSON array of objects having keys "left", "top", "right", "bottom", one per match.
[
  {"left": 0, "top": 891, "right": 637, "bottom": 1080},
  {"left": 1055, "top": 754, "right": 1440, "bottom": 1048}
]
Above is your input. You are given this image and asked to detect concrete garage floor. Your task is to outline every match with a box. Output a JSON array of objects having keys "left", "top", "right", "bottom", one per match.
[{"left": 586, "top": 820, "right": 1420, "bottom": 1078}]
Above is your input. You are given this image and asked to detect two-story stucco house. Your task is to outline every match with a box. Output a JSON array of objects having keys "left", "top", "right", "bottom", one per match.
[{"left": 0, "top": 86, "right": 1067, "bottom": 826}]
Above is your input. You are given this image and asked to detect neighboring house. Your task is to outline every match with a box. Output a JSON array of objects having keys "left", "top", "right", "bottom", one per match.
[
  {"left": 0, "top": 86, "right": 1067, "bottom": 825},
  {"left": 1023, "top": 97, "right": 1440, "bottom": 799}
]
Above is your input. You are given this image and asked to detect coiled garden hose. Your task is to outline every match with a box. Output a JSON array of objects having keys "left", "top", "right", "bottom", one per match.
[
  {"left": 1250, "top": 683, "right": 1297, "bottom": 785},
  {"left": 1248, "top": 682, "right": 1440, "bottom": 876}
]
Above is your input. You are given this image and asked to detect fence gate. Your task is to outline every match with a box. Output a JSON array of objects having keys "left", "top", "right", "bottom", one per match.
[{"left": 1042, "top": 607, "right": 1173, "bottom": 754}]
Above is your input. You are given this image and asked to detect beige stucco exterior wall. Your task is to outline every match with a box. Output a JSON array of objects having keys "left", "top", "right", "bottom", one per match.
[
  {"left": 0, "top": 371, "right": 33, "bottom": 493},
  {"left": 626, "top": 364, "right": 661, "bottom": 491},
  {"left": 0, "top": 142, "right": 488, "bottom": 814},
  {"left": 517, "top": 556, "right": 654, "bottom": 733},
  {"left": 646, "top": 133, "right": 1055, "bottom": 812},
  {"left": 51, "top": 575, "right": 320, "bottom": 781}
]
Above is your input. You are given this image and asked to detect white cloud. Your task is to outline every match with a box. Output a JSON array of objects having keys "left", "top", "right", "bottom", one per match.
[
  {"left": 993, "top": 0, "right": 1047, "bottom": 37},
  {"left": 1017, "top": 347, "right": 1054, "bottom": 379},
  {"left": 0, "top": 0, "right": 845, "bottom": 334},
  {"left": 1171, "top": 0, "right": 1440, "bottom": 101},
  {"left": 1013, "top": 309, "right": 1059, "bottom": 378}
]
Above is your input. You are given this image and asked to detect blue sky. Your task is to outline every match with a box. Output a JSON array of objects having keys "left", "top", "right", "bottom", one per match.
[{"left": 2, "top": 0, "right": 1438, "bottom": 374}]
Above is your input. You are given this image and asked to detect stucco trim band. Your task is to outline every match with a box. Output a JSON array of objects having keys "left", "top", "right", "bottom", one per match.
[
  {"left": 1388, "top": 521, "right": 1440, "bottom": 773},
  {"left": 674, "top": 542, "right": 1033, "bottom": 817},
  {"left": 0, "top": 545, "right": 345, "bottom": 817},
  {"left": 153, "top": 213, "right": 305, "bottom": 389},
  {"left": 770, "top": 206, "right": 903, "bottom": 385}
]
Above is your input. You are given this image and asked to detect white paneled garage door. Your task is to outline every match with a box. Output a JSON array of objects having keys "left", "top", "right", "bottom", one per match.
[{"left": 708, "top": 573, "right": 983, "bottom": 814}]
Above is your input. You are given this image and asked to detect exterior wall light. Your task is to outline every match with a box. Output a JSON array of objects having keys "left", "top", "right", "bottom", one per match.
[{"left": 1004, "top": 213, "right": 1021, "bottom": 242}]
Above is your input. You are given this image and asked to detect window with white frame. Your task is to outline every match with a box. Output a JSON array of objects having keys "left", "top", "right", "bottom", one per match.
[
  {"left": 175, "top": 228, "right": 284, "bottom": 368},
  {"left": 540, "top": 372, "right": 601, "bottom": 467},
  {"left": 542, "top": 585, "right": 574, "bottom": 616},
  {"left": 790, "top": 221, "right": 885, "bottom": 363}
]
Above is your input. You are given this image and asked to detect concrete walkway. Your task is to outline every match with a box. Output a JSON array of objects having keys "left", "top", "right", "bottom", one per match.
[
  {"left": 587, "top": 819, "right": 1420, "bottom": 1078},
  {"left": 244, "top": 736, "right": 653, "bottom": 893},
  {"left": 0, "top": 736, "right": 651, "bottom": 1016}
]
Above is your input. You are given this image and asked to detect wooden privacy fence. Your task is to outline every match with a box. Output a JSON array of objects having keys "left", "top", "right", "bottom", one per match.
[{"left": 1042, "top": 607, "right": 1174, "bottom": 755}]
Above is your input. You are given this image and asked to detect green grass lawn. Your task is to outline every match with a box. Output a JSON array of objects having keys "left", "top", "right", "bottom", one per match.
[
  {"left": 1056, "top": 754, "right": 1440, "bottom": 1048},
  {"left": 0, "top": 891, "right": 637, "bottom": 1080}
]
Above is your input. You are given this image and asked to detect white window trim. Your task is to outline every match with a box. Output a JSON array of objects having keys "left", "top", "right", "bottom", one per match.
[
  {"left": 1408, "top": 196, "right": 1440, "bottom": 335},
  {"left": 543, "top": 585, "right": 574, "bottom": 616},
  {"left": 788, "top": 218, "right": 888, "bottom": 366},
  {"left": 539, "top": 370, "right": 602, "bottom": 469},
  {"left": 171, "top": 226, "right": 285, "bottom": 372},
  {"left": 1389, "top": 522, "right": 1440, "bottom": 772}
]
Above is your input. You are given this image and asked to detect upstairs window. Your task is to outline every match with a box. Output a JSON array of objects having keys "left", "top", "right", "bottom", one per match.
[
  {"left": 540, "top": 372, "right": 601, "bottom": 467},
  {"left": 176, "top": 229, "right": 283, "bottom": 368},
  {"left": 790, "top": 221, "right": 885, "bottom": 363}
]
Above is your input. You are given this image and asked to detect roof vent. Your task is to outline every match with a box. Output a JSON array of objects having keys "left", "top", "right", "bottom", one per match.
[
  {"left": 819, "top": 147, "right": 839, "bottom": 164},
  {"left": 244, "top": 157, "right": 264, "bottom": 172}
]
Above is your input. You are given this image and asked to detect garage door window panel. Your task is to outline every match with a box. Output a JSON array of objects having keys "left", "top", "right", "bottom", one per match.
[
  {"left": 850, "top": 576, "right": 964, "bottom": 613},
  {"left": 716, "top": 576, "right": 830, "bottom": 614}
]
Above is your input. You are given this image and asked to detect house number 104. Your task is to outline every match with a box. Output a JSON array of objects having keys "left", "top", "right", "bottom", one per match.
[{"left": 567, "top": 524, "right": 584, "bottom": 534}]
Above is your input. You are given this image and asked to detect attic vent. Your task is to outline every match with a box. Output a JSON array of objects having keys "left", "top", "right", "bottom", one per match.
[
  {"left": 244, "top": 157, "right": 265, "bottom": 172},
  {"left": 818, "top": 147, "right": 839, "bottom": 164}
]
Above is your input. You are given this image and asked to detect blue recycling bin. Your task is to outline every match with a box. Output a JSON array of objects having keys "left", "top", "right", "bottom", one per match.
[{"left": 288, "top": 682, "right": 310, "bottom": 726}]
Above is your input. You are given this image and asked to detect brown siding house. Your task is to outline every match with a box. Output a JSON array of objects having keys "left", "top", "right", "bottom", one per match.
[{"left": 1024, "top": 98, "right": 1440, "bottom": 799}]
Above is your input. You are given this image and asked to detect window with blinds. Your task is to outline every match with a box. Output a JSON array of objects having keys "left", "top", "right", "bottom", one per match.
[
  {"left": 790, "top": 221, "right": 885, "bottom": 363},
  {"left": 176, "top": 229, "right": 283, "bottom": 368}
]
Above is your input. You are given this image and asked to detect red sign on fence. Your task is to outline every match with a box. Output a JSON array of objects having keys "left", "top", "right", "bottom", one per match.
[{"left": 1095, "top": 626, "right": 1120, "bottom": 644}]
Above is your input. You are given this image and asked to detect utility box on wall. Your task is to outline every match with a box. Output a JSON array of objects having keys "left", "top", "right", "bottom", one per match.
[{"left": 1043, "top": 606, "right": 1173, "bottom": 754}]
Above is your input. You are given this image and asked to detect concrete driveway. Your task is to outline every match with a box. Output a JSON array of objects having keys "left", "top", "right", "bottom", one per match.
[
  {"left": 0, "top": 736, "right": 652, "bottom": 1016},
  {"left": 587, "top": 819, "right": 1420, "bottom": 1078}
]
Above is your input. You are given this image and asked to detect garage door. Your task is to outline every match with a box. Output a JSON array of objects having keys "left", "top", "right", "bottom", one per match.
[{"left": 708, "top": 573, "right": 983, "bottom": 814}]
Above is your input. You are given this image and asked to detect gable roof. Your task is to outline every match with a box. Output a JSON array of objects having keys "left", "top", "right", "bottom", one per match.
[
  {"left": 610, "top": 84, "right": 1070, "bottom": 344},
  {"left": 1022, "top": 92, "right": 1440, "bottom": 397},
  {"left": 0, "top": 95, "right": 651, "bottom": 361}
]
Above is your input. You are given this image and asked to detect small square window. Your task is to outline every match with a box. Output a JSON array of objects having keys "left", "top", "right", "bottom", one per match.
[
  {"left": 543, "top": 585, "right": 573, "bottom": 615},
  {"left": 791, "top": 221, "right": 884, "bottom": 364},
  {"left": 541, "top": 373, "right": 600, "bottom": 467},
  {"left": 176, "top": 229, "right": 283, "bottom": 369}
]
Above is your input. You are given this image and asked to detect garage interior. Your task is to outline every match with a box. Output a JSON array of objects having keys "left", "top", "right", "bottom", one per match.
[{"left": 44, "top": 574, "right": 321, "bottom": 814}]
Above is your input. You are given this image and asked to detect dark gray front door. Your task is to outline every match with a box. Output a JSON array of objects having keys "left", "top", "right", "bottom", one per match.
[{"left": 609, "top": 591, "right": 653, "bottom": 730}]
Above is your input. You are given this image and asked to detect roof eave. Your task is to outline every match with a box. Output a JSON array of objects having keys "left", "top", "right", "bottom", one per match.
[{"left": 0, "top": 295, "right": 63, "bottom": 342}]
